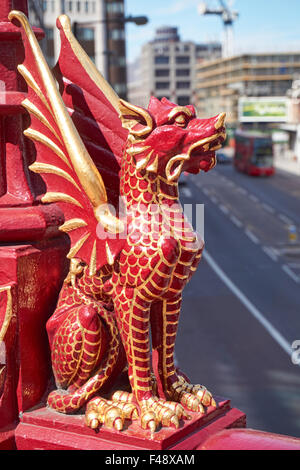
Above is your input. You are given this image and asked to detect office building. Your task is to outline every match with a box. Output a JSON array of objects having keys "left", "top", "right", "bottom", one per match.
[
  {"left": 196, "top": 52, "right": 300, "bottom": 124},
  {"left": 128, "top": 26, "right": 221, "bottom": 109}
]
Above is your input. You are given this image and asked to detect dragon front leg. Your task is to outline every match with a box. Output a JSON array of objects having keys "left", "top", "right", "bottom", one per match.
[
  {"left": 151, "top": 297, "right": 217, "bottom": 414},
  {"left": 110, "top": 285, "right": 187, "bottom": 432}
]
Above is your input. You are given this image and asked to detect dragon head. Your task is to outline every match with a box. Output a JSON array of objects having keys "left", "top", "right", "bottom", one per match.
[{"left": 120, "top": 96, "right": 226, "bottom": 183}]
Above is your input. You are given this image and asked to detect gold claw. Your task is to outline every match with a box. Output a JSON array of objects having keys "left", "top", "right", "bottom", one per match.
[
  {"left": 170, "top": 415, "right": 180, "bottom": 429},
  {"left": 114, "top": 418, "right": 123, "bottom": 431},
  {"left": 211, "top": 398, "right": 217, "bottom": 408}
]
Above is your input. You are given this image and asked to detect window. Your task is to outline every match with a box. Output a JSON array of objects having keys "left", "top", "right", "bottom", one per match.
[
  {"left": 107, "top": 2, "right": 124, "bottom": 14},
  {"left": 42, "top": 0, "right": 47, "bottom": 12},
  {"left": 176, "top": 69, "right": 190, "bottom": 77},
  {"left": 110, "top": 56, "right": 126, "bottom": 67},
  {"left": 109, "top": 29, "right": 125, "bottom": 40},
  {"left": 85, "top": 1, "right": 88, "bottom": 12},
  {"left": 77, "top": 1, "right": 81, "bottom": 11},
  {"left": 68, "top": 1, "right": 73, "bottom": 11},
  {"left": 155, "top": 69, "right": 169, "bottom": 77},
  {"left": 176, "top": 56, "right": 190, "bottom": 64},
  {"left": 177, "top": 81, "right": 190, "bottom": 89},
  {"left": 77, "top": 27, "right": 94, "bottom": 41},
  {"left": 45, "top": 27, "right": 54, "bottom": 40},
  {"left": 154, "top": 56, "right": 169, "bottom": 65},
  {"left": 156, "top": 82, "right": 170, "bottom": 90},
  {"left": 177, "top": 96, "right": 190, "bottom": 106},
  {"left": 114, "top": 83, "right": 127, "bottom": 95}
]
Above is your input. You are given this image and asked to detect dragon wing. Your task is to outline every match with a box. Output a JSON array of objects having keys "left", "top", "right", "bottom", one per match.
[
  {"left": 53, "top": 14, "right": 128, "bottom": 212},
  {"left": 9, "top": 11, "right": 127, "bottom": 274}
]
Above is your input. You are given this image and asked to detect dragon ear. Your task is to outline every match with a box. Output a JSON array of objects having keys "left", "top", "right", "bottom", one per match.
[{"left": 119, "top": 99, "right": 154, "bottom": 138}]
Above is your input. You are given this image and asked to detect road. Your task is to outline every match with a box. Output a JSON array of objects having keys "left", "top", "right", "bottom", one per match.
[{"left": 175, "top": 162, "right": 300, "bottom": 438}]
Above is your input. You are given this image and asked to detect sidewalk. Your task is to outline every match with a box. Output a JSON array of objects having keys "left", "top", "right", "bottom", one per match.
[{"left": 274, "top": 156, "right": 300, "bottom": 177}]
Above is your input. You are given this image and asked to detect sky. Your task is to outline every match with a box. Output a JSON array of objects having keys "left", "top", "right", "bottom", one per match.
[{"left": 125, "top": 0, "right": 300, "bottom": 63}]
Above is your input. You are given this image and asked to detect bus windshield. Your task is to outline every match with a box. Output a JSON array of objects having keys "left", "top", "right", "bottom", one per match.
[{"left": 252, "top": 139, "right": 273, "bottom": 167}]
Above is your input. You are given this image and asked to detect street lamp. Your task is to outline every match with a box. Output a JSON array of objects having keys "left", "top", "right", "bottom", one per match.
[
  {"left": 73, "top": 15, "right": 148, "bottom": 37},
  {"left": 72, "top": 13, "right": 148, "bottom": 100}
]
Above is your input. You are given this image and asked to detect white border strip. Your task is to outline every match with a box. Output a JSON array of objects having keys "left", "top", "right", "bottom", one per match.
[{"left": 203, "top": 250, "right": 293, "bottom": 357}]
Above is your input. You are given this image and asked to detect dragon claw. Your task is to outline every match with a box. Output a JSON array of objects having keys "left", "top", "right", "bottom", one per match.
[
  {"left": 140, "top": 397, "right": 184, "bottom": 432},
  {"left": 168, "top": 378, "right": 217, "bottom": 413}
]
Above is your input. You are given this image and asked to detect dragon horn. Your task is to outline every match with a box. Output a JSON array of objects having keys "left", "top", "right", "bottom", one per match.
[{"left": 9, "top": 10, "right": 123, "bottom": 233}]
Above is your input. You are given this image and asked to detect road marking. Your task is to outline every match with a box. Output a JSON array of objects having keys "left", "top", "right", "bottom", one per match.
[
  {"left": 282, "top": 265, "right": 300, "bottom": 284},
  {"left": 219, "top": 204, "right": 229, "bottom": 215},
  {"left": 250, "top": 195, "right": 259, "bottom": 203},
  {"left": 262, "top": 203, "right": 275, "bottom": 214},
  {"left": 203, "top": 250, "right": 293, "bottom": 357},
  {"left": 279, "top": 214, "right": 293, "bottom": 225},
  {"left": 202, "top": 188, "right": 210, "bottom": 196},
  {"left": 262, "top": 246, "right": 278, "bottom": 262},
  {"left": 181, "top": 186, "right": 192, "bottom": 198},
  {"left": 230, "top": 215, "right": 243, "bottom": 228},
  {"left": 237, "top": 187, "right": 247, "bottom": 195},
  {"left": 211, "top": 196, "right": 218, "bottom": 204},
  {"left": 245, "top": 229, "right": 259, "bottom": 245}
]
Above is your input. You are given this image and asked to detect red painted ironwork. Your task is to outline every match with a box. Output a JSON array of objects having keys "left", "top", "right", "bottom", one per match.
[
  {"left": 0, "top": 0, "right": 69, "bottom": 449},
  {"left": 0, "top": 0, "right": 299, "bottom": 451}
]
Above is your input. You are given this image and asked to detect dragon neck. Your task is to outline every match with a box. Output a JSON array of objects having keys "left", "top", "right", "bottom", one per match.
[{"left": 120, "top": 149, "right": 179, "bottom": 208}]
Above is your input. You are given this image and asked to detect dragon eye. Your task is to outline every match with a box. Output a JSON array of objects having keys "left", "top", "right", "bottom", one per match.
[{"left": 174, "top": 114, "right": 188, "bottom": 127}]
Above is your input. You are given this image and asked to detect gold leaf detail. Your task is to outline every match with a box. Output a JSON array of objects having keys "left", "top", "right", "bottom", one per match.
[
  {"left": 22, "top": 99, "right": 63, "bottom": 144},
  {"left": 89, "top": 240, "right": 97, "bottom": 276},
  {"left": 67, "top": 232, "right": 91, "bottom": 259},
  {"left": 136, "top": 150, "right": 153, "bottom": 171},
  {"left": 42, "top": 192, "right": 83, "bottom": 208},
  {"left": 29, "top": 162, "right": 80, "bottom": 190},
  {"left": 59, "top": 218, "right": 88, "bottom": 232},
  {"left": 146, "top": 155, "right": 158, "bottom": 173},
  {"left": 0, "top": 286, "right": 13, "bottom": 344},
  {"left": 105, "top": 242, "right": 114, "bottom": 266},
  {"left": 24, "top": 128, "right": 71, "bottom": 169},
  {"left": 127, "top": 145, "right": 151, "bottom": 157},
  {"left": 17, "top": 64, "right": 53, "bottom": 115}
]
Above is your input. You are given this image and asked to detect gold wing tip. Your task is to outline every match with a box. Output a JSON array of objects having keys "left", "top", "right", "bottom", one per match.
[
  {"left": 57, "top": 14, "right": 72, "bottom": 31},
  {"left": 8, "top": 10, "right": 29, "bottom": 26}
]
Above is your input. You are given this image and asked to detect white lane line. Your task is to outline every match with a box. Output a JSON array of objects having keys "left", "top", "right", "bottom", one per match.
[
  {"left": 250, "top": 195, "right": 259, "bottom": 203},
  {"left": 202, "top": 188, "right": 210, "bottom": 196},
  {"left": 262, "top": 203, "right": 275, "bottom": 214},
  {"left": 282, "top": 265, "right": 300, "bottom": 284},
  {"left": 211, "top": 196, "right": 218, "bottom": 204},
  {"left": 181, "top": 186, "right": 192, "bottom": 198},
  {"left": 262, "top": 246, "right": 278, "bottom": 262},
  {"left": 219, "top": 204, "right": 229, "bottom": 215},
  {"left": 279, "top": 214, "right": 293, "bottom": 225},
  {"left": 203, "top": 250, "right": 293, "bottom": 357},
  {"left": 237, "top": 187, "right": 247, "bottom": 195},
  {"left": 245, "top": 229, "right": 259, "bottom": 245},
  {"left": 230, "top": 215, "right": 243, "bottom": 228}
]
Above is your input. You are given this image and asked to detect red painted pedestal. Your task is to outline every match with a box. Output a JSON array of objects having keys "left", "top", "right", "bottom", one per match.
[{"left": 15, "top": 398, "right": 246, "bottom": 450}]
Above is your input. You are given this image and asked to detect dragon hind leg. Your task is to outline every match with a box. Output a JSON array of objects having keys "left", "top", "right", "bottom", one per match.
[
  {"left": 49, "top": 304, "right": 107, "bottom": 391},
  {"left": 46, "top": 301, "right": 121, "bottom": 413}
]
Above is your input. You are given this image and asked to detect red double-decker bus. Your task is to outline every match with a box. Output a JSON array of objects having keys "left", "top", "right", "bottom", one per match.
[{"left": 234, "top": 130, "right": 275, "bottom": 176}]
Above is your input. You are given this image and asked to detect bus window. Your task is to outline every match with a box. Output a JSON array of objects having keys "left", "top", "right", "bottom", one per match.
[{"left": 252, "top": 139, "right": 273, "bottom": 167}]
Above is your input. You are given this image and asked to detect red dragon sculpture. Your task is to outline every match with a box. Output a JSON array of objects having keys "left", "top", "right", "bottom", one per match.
[{"left": 9, "top": 11, "right": 226, "bottom": 433}]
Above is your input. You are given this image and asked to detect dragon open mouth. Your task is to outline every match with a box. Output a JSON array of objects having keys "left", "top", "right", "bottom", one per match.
[
  {"left": 185, "top": 130, "right": 226, "bottom": 173},
  {"left": 188, "top": 132, "right": 226, "bottom": 158}
]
